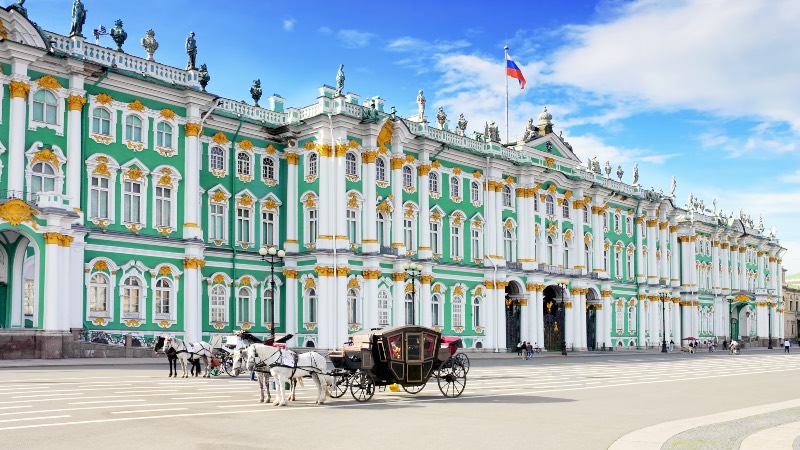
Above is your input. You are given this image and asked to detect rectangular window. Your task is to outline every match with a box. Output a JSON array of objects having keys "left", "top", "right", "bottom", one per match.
[
  {"left": 210, "top": 203, "right": 225, "bottom": 241},
  {"left": 451, "top": 225, "right": 462, "bottom": 258},
  {"left": 308, "top": 209, "right": 318, "bottom": 245},
  {"left": 563, "top": 203, "right": 570, "bottom": 218},
  {"left": 432, "top": 301, "right": 441, "bottom": 327},
  {"left": 471, "top": 229, "right": 481, "bottom": 260},
  {"left": 237, "top": 208, "right": 251, "bottom": 243},
  {"left": 89, "top": 176, "right": 109, "bottom": 220},
  {"left": 123, "top": 181, "right": 142, "bottom": 224},
  {"left": 308, "top": 296, "right": 317, "bottom": 323},
  {"left": 155, "top": 186, "right": 172, "bottom": 228},
  {"left": 430, "top": 222, "right": 440, "bottom": 255},
  {"left": 452, "top": 302, "right": 463, "bottom": 328},
  {"left": 404, "top": 218, "right": 414, "bottom": 250},
  {"left": 262, "top": 211, "right": 276, "bottom": 247},
  {"left": 347, "top": 209, "right": 358, "bottom": 244},
  {"left": 237, "top": 297, "right": 250, "bottom": 323}
]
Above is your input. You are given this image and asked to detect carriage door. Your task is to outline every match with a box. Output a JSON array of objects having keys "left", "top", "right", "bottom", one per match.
[
  {"left": 406, "top": 333, "right": 423, "bottom": 383},
  {"left": 586, "top": 305, "right": 597, "bottom": 350}
]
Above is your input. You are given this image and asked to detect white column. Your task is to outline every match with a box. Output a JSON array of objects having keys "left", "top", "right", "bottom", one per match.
[
  {"left": 603, "top": 293, "right": 612, "bottom": 348},
  {"left": 520, "top": 296, "right": 530, "bottom": 344},
  {"left": 731, "top": 245, "right": 740, "bottom": 291},
  {"left": 636, "top": 216, "right": 645, "bottom": 284},
  {"left": 420, "top": 273, "right": 432, "bottom": 327},
  {"left": 564, "top": 301, "right": 574, "bottom": 350},
  {"left": 7, "top": 78, "right": 30, "bottom": 194},
  {"left": 42, "top": 235, "right": 61, "bottom": 331},
  {"left": 485, "top": 182, "right": 496, "bottom": 263},
  {"left": 516, "top": 188, "right": 528, "bottom": 262},
  {"left": 315, "top": 269, "right": 333, "bottom": 349},
  {"left": 757, "top": 252, "right": 765, "bottom": 289},
  {"left": 555, "top": 209, "right": 564, "bottom": 267},
  {"left": 284, "top": 152, "right": 299, "bottom": 252},
  {"left": 69, "top": 235, "right": 85, "bottom": 329},
  {"left": 284, "top": 270, "right": 298, "bottom": 343},
  {"left": 712, "top": 241, "right": 721, "bottom": 291},
  {"left": 58, "top": 238, "right": 70, "bottom": 331},
  {"left": 316, "top": 142, "right": 334, "bottom": 250},
  {"left": 361, "top": 151, "right": 378, "bottom": 253},
  {"left": 756, "top": 298, "right": 768, "bottom": 340},
  {"left": 483, "top": 281, "right": 496, "bottom": 350},
  {"left": 335, "top": 267, "right": 348, "bottom": 348},
  {"left": 638, "top": 294, "right": 646, "bottom": 346},
  {"left": 672, "top": 297, "right": 681, "bottom": 343},
  {"left": 393, "top": 270, "right": 405, "bottom": 326},
  {"left": 182, "top": 258, "right": 201, "bottom": 342},
  {"left": 182, "top": 122, "right": 203, "bottom": 239},
  {"left": 494, "top": 183, "right": 504, "bottom": 264},
  {"left": 592, "top": 206, "right": 604, "bottom": 277},
  {"left": 659, "top": 221, "right": 669, "bottom": 284},
  {"left": 417, "top": 164, "right": 431, "bottom": 259},
  {"left": 526, "top": 285, "right": 537, "bottom": 345},
  {"left": 535, "top": 196, "right": 544, "bottom": 267},
  {"left": 495, "top": 279, "right": 507, "bottom": 350},
  {"left": 721, "top": 243, "right": 730, "bottom": 293},
  {"left": 536, "top": 288, "right": 545, "bottom": 349},
  {"left": 574, "top": 199, "right": 585, "bottom": 272},
  {"left": 390, "top": 157, "right": 405, "bottom": 254},
  {"left": 334, "top": 142, "right": 348, "bottom": 250},
  {"left": 65, "top": 85, "right": 85, "bottom": 210},
  {"left": 646, "top": 216, "right": 658, "bottom": 285},
  {"left": 670, "top": 224, "right": 680, "bottom": 288},
  {"left": 578, "top": 290, "right": 587, "bottom": 349}
]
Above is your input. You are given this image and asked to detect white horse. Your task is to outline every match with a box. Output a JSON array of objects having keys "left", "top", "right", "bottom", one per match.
[
  {"left": 245, "top": 344, "right": 332, "bottom": 406},
  {"left": 162, "top": 336, "right": 213, "bottom": 378},
  {"left": 232, "top": 348, "right": 272, "bottom": 404}
]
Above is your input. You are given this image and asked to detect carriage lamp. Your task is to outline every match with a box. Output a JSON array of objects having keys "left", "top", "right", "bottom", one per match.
[
  {"left": 659, "top": 289, "right": 669, "bottom": 353},
  {"left": 403, "top": 262, "right": 423, "bottom": 325},
  {"left": 259, "top": 246, "right": 286, "bottom": 338}
]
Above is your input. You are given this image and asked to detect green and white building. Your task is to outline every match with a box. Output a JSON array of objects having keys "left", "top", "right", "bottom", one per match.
[{"left": 0, "top": 5, "right": 788, "bottom": 352}]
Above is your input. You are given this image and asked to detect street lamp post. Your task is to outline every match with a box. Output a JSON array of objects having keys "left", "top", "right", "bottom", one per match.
[
  {"left": 557, "top": 280, "right": 569, "bottom": 356},
  {"left": 660, "top": 289, "right": 669, "bottom": 353},
  {"left": 403, "top": 262, "right": 423, "bottom": 325},
  {"left": 727, "top": 296, "right": 734, "bottom": 345},
  {"left": 768, "top": 300, "right": 773, "bottom": 349},
  {"left": 258, "top": 246, "right": 285, "bottom": 339}
]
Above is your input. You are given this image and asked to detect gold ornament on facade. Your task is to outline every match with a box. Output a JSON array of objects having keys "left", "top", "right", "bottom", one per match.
[
  {"left": 9, "top": 81, "right": 30, "bottom": 99},
  {"left": 417, "top": 164, "right": 431, "bottom": 176},
  {"left": 31, "top": 148, "right": 60, "bottom": 171},
  {"left": 283, "top": 269, "right": 299, "bottom": 279},
  {"left": 431, "top": 160, "right": 441, "bottom": 169},
  {"left": 125, "top": 167, "right": 143, "bottom": 180},
  {"left": 92, "top": 163, "right": 111, "bottom": 177},
  {"left": 184, "top": 123, "right": 201, "bottom": 137},
  {"left": 285, "top": 153, "right": 299, "bottom": 165},
  {"left": 0, "top": 198, "right": 38, "bottom": 230},
  {"left": 347, "top": 193, "right": 359, "bottom": 208},
  {"left": 183, "top": 258, "right": 206, "bottom": 269},
  {"left": 263, "top": 199, "right": 277, "bottom": 210},
  {"left": 392, "top": 272, "right": 407, "bottom": 282},
  {"left": 212, "top": 132, "right": 229, "bottom": 145},
  {"left": 157, "top": 174, "right": 172, "bottom": 187},
  {"left": 238, "top": 195, "right": 253, "bottom": 207},
  {"left": 160, "top": 108, "right": 176, "bottom": 120},
  {"left": 669, "top": 225, "right": 679, "bottom": 232},
  {"left": 158, "top": 266, "right": 173, "bottom": 277},
  {"left": 211, "top": 191, "right": 226, "bottom": 202},
  {"left": 543, "top": 157, "right": 555, "bottom": 168},
  {"left": 59, "top": 97, "right": 86, "bottom": 115},
  {"left": 376, "top": 119, "right": 394, "bottom": 151},
  {"left": 93, "top": 260, "right": 108, "bottom": 271},
  {"left": 127, "top": 99, "right": 146, "bottom": 112},
  {"left": 95, "top": 93, "right": 113, "bottom": 105},
  {"left": 390, "top": 157, "right": 404, "bottom": 170},
  {"left": 302, "top": 140, "right": 316, "bottom": 150}
]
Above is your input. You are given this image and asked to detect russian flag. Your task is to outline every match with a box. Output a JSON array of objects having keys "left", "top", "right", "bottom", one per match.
[{"left": 506, "top": 56, "right": 526, "bottom": 89}]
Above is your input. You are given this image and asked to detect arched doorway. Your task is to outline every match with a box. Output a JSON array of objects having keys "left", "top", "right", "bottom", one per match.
[
  {"left": 504, "top": 281, "right": 524, "bottom": 350},
  {"left": 542, "top": 285, "right": 565, "bottom": 352},
  {"left": 586, "top": 290, "right": 598, "bottom": 350},
  {"left": 0, "top": 230, "right": 39, "bottom": 329}
]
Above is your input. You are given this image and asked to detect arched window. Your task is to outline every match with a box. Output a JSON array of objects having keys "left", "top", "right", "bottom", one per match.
[
  {"left": 237, "top": 287, "right": 252, "bottom": 323},
  {"left": 603, "top": 213, "right": 609, "bottom": 231},
  {"left": 472, "top": 296, "right": 482, "bottom": 328},
  {"left": 614, "top": 214, "right": 622, "bottom": 234},
  {"left": 504, "top": 229, "right": 515, "bottom": 261},
  {"left": 429, "top": 172, "right": 439, "bottom": 194},
  {"left": 431, "top": 294, "right": 442, "bottom": 327},
  {"left": 345, "top": 152, "right": 357, "bottom": 176},
  {"left": 305, "top": 288, "right": 318, "bottom": 323},
  {"left": 347, "top": 289, "right": 359, "bottom": 324},
  {"left": 546, "top": 235, "right": 554, "bottom": 265},
  {"left": 156, "top": 122, "right": 173, "bottom": 148},
  {"left": 450, "top": 176, "right": 460, "bottom": 198},
  {"left": 123, "top": 179, "right": 143, "bottom": 224},
  {"left": 122, "top": 277, "right": 141, "bottom": 317},
  {"left": 615, "top": 248, "right": 622, "bottom": 279},
  {"left": 452, "top": 295, "right": 464, "bottom": 328},
  {"left": 89, "top": 273, "right": 109, "bottom": 316},
  {"left": 404, "top": 216, "right": 414, "bottom": 250},
  {"left": 564, "top": 238, "right": 571, "bottom": 268},
  {"left": 604, "top": 244, "right": 610, "bottom": 271},
  {"left": 470, "top": 181, "right": 480, "bottom": 203},
  {"left": 262, "top": 157, "right": 276, "bottom": 181},
  {"left": 378, "top": 290, "right": 390, "bottom": 326},
  {"left": 32, "top": 90, "right": 58, "bottom": 124},
  {"left": 125, "top": 115, "right": 143, "bottom": 142},
  {"left": 377, "top": 211, "right": 390, "bottom": 247},
  {"left": 237, "top": 153, "right": 251, "bottom": 176},
  {"left": 585, "top": 242, "right": 593, "bottom": 272},
  {"left": 545, "top": 195, "right": 554, "bottom": 215},
  {"left": 627, "top": 305, "right": 636, "bottom": 333},
  {"left": 210, "top": 147, "right": 225, "bottom": 171},
  {"left": 404, "top": 292, "right": 415, "bottom": 325},
  {"left": 89, "top": 174, "right": 110, "bottom": 220},
  {"left": 30, "top": 162, "right": 56, "bottom": 194},
  {"left": 402, "top": 166, "right": 413, "bottom": 188},
  {"left": 626, "top": 250, "right": 633, "bottom": 279},
  {"left": 263, "top": 285, "right": 280, "bottom": 327},
  {"left": 375, "top": 158, "right": 386, "bottom": 182},
  {"left": 92, "top": 108, "right": 111, "bottom": 136},
  {"left": 625, "top": 216, "right": 633, "bottom": 235},
  {"left": 563, "top": 201, "right": 570, "bottom": 218},
  {"left": 307, "top": 153, "right": 318, "bottom": 177},
  {"left": 502, "top": 185, "right": 512, "bottom": 207},
  {"left": 210, "top": 285, "right": 226, "bottom": 323},
  {"left": 154, "top": 278, "right": 172, "bottom": 319}
]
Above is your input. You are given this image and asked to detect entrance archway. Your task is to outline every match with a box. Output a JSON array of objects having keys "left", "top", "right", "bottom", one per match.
[
  {"left": 542, "top": 285, "right": 565, "bottom": 352},
  {"left": 504, "top": 281, "right": 524, "bottom": 350},
  {"left": 0, "top": 229, "right": 40, "bottom": 329}
]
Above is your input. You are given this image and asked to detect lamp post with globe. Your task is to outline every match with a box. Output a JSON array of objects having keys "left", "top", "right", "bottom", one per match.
[
  {"left": 258, "top": 246, "right": 285, "bottom": 338},
  {"left": 403, "top": 262, "right": 423, "bottom": 325}
]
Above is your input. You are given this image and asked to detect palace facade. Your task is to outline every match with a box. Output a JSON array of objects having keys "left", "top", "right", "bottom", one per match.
[{"left": 0, "top": 6, "right": 788, "bottom": 352}]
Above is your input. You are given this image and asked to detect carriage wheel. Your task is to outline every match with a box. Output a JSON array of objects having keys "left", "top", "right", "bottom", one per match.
[
  {"left": 402, "top": 383, "right": 426, "bottom": 395},
  {"left": 330, "top": 373, "right": 351, "bottom": 398},
  {"left": 223, "top": 355, "right": 237, "bottom": 377},
  {"left": 350, "top": 373, "right": 375, "bottom": 402},
  {"left": 437, "top": 360, "right": 466, "bottom": 398},
  {"left": 454, "top": 353, "right": 470, "bottom": 374}
]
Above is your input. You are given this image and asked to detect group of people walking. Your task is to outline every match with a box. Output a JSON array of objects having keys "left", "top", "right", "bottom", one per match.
[{"left": 516, "top": 341, "right": 540, "bottom": 360}]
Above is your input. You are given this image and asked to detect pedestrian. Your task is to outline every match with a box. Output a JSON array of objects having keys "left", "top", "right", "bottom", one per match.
[
  {"left": 785, "top": 339, "right": 791, "bottom": 353},
  {"left": 708, "top": 341, "right": 713, "bottom": 353},
  {"left": 517, "top": 341, "right": 523, "bottom": 356},
  {"left": 526, "top": 341, "right": 534, "bottom": 360},
  {"left": 723, "top": 340, "right": 727, "bottom": 350},
  {"left": 522, "top": 341, "right": 529, "bottom": 360},
  {"left": 669, "top": 339, "right": 674, "bottom": 352},
  {"left": 688, "top": 341, "right": 694, "bottom": 354}
]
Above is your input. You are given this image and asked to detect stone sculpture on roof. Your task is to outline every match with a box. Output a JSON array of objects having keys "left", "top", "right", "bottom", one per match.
[
  {"left": 436, "top": 107, "right": 447, "bottom": 129},
  {"left": 522, "top": 118, "right": 538, "bottom": 142},
  {"left": 141, "top": 29, "right": 159, "bottom": 61},
  {"left": 485, "top": 121, "right": 500, "bottom": 143},
  {"left": 251, "top": 79, "right": 262, "bottom": 107},
  {"left": 186, "top": 31, "right": 197, "bottom": 70},
  {"left": 198, "top": 64, "right": 210, "bottom": 91},
  {"left": 110, "top": 19, "right": 127, "bottom": 52},
  {"left": 69, "top": 0, "right": 87, "bottom": 37},
  {"left": 632, "top": 163, "right": 639, "bottom": 186},
  {"left": 457, "top": 113, "right": 467, "bottom": 135},
  {"left": 9, "top": 0, "right": 28, "bottom": 17},
  {"left": 335, "top": 64, "right": 345, "bottom": 96},
  {"left": 416, "top": 90, "right": 426, "bottom": 121}
]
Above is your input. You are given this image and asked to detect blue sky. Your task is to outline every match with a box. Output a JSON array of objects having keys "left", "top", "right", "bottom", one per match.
[{"left": 26, "top": 0, "right": 800, "bottom": 273}]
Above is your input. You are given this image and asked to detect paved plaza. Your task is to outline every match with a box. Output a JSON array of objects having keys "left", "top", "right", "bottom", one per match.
[{"left": 1, "top": 352, "right": 800, "bottom": 449}]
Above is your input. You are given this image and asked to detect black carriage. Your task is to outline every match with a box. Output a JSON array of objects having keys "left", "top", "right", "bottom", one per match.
[{"left": 327, "top": 325, "right": 467, "bottom": 402}]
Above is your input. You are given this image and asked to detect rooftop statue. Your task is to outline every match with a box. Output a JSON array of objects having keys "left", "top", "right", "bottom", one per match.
[
  {"left": 110, "top": 19, "right": 127, "bottom": 52},
  {"left": 436, "top": 107, "right": 447, "bottom": 129},
  {"left": 141, "top": 29, "right": 159, "bottom": 61},
  {"left": 69, "top": 0, "right": 87, "bottom": 37},
  {"left": 616, "top": 165, "right": 624, "bottom": 182},
  {"left": 9, "top": 0, "right": 27, "bottom": 17},
  {"left": 712, "top": 198, "right": 717, "bottom": 216},
  {"left": 457, "top": 113, "right": 468, "bottom": 134},
  {"left": 485, "top": 121, "right": 500, "bottom": 142},
  {"left": 250, "top": 79, "right": 262, "bottom": 107},
  {"left": 198, "top": 64, "right": 210, "bottom": 92},
  {"left": 522, "top": 118, "right": 538, "bottom": 142},
  {"left": 632, "top": 163, "right": 639, "bottom": 186},
  {"left": 604, "top": 161, "right": 612, "bottom": 178},
  {"left": 361, "top": 100, "right": 379, "bottom": 123},
  {"left": 669, "top": 176, "right": 676, "bottom": 197},
  {"left": 416, "top": 90, "right": 426, "bottom": 121},
  {"left": 186, "top": 32, "right": 197, "bottom": 70},
  {"left": 335, "top": 64, "right": 345, "bottom": 96}
]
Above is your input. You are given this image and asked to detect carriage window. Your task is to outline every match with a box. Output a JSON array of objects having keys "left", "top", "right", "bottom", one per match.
[
  {"left": 407, "top": 333, "right": 422, "bottom": 362},
  {"left": 423, "top": 334, "right": 436, "bottom": 359},
  {"left": 388, "top": 334, "right": 403, "bottom": 360}
]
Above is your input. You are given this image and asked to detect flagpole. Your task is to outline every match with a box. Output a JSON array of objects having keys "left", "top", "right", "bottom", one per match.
[{"left": 504, "top": 45, "right": 509, "bottom": 145}]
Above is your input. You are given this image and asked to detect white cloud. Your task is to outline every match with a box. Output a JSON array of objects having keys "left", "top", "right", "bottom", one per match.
[
  {"left": 386, "top": 37, "right": 470, "bottom": 53},
  {"left": 337, "top": 30, "right": 375, "bottom": 49},
  {"left": 780, "top": 170, "right": 800, "bottom": 184},
  {"left": 283, "top": 17, "right": 295, "bottom": 32},
  {"left": 697, "top": 124, "right": 797, "bottom": 158},
  {"left": 549, "top": 0, "right": 800, "bottom": 133}
]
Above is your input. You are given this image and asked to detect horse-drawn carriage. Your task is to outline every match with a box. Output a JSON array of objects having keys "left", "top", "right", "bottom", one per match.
[
  {"left": 327, "top": 325, "right": 467, "bottom": 402},
  {"left": 209, "top": 332, "right": 292, "bottom": 376}
]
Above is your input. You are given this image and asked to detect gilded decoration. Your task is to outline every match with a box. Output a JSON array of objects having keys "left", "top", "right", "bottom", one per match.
[
  {"left": 211, "top": 191, "right": 226, "bottom": 202},
  {"left": 285, "top": 153, "right": 299, "bottom": 165},
  {"left": 659, "top": 221, "right": 669, "bottom": 230},
  {"left": 92, "top": 163, "right": 111, "bottom": 177},
  {"left": 431, "top": 160, "right": 441, "bottom": 168},
  {"left": 417, "top": 165, "right": 431, "bottom": 176},
  {"left": 283, "top": 269, "right": 299, "bottom": 279},
  {"left": 9, "top": 81, "right": 30, "bottom": 99},
  {"left": 303, "top": 140, "right": 316, "bottom": 150},
  {"left": 183, "top": 258, "right": 206, "bottom": 269},
  {"left": 238, "top": 195, "right": 254, "bottom": 207},
  {"left": 158, "top": 266, "right": 173, "bottom": 277},
  {"left": 265, "top": 144, "right": 277, "bottom": 154},
  {"left": 348, "top": 139, "right": 360, "bottom": 149},
  {"left": 31, "top": 148, "right": 60, "bottom": 171},
  {"left": 160, "top": 109, "right": 176, "bottom": 120},
  {"left": 453, "top": 286, "right": 464, "bottom": 296},
  {"left": 93, "top": 260, "right": 108, "bottom": 271},
  {"left": 390, "top": 157, "right": 404, "bottom": 170},
  {"left": 184, "top": 123, "right": 201, "bottom": 137},
  {"left": 546, "top": 184, "right": 557, "bottom": 193},
  {"left": 545, "top": 157, "right": 555, "bottom": 167},
  {"left": 0, "top": 199, "right": 38, "bottom": 229},
  {"left": 239, "top": 140, "right": 254, "bottom": 151},
  {"left": 376, "top": 120, "right": 394, "bottom": 151},
  {"left": 126, "top": 140, "right": 145, "bottom": 152},
  {"left": 212, "top": 132, "right": 229, "bottom": 145},
  {"left": 392, "top": 273, "right": 408, "bottom": 282},
  {"left": 347, "top": 193, "right": 359, "bottom": 208},
  {"left": 362, "top": 270, "right": 381, "bottom": 279},
  {"left": 361, "top": 151, "right": 378, "bottom": 164},
  {"left": 67, "top": 95, "right": 86, "bottom": 111},
  {"left": 157, "top": 174, "right": 172, "bottom": 187},
  {"left": 600, "top": 290, "right": 612, "bottom": 297},
  {"left": 128, "top": 99, "right": 145, "bottom": 112},
  {"left": 316, "top": 144, "right": 332, "bottom": 157},
  {"left": 92, "top": 317, "right": 108, "bottom": 326},
  {"left": 263, "top": 199, "right": 277, "bottom": 210},
  {"left": 420, "top": 275, "right": 434, "bottom": 284},
  {"left": 125, "top": 167, "right": 143, "bottom": 181},
  {"left": 95, "top": 93, "right": 113, "bottom": 105}
]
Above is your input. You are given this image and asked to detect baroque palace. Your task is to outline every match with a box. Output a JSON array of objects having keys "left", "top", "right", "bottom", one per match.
[{"left": 0, "top": 4, "right": 788, "bottom": 352}]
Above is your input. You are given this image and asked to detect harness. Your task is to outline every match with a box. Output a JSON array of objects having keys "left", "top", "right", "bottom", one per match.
[
  {"left": 172, "top": 339, "right": 208, "bottom": 360},
  {"left": 252, "top": 346, "right": 328, "bottom": 380}
]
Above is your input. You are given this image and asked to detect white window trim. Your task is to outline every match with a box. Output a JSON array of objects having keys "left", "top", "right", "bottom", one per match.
[
  {"left": 150, "top": 166, "right": 181, "bottom": 232},
  {"left": 25, "top": 142, "right": 66, "bottom": 196},
  {"left": 431, "top": 293, "right": 444, "bottom": 327},
  {"left": 430, "top": 219, "right": 442, "bottom": 256},
  {"left": 305, "top": 151, "right": 319, "bottom": 181},
  {"left": 28, "top": 87, "right": 65, "bottom": 136},
  {"left": 208, "top": 283, "right": 229, "bottom": 324},
  {"left": 470, "top": 224, "right": 483, "bottom": 262},
  {"left": 119, "top": 272, "right": 147, "bottom": 321},
  {"left": 236, "top": 286, "right": 255, "bottom": 326},
  {"left": 346, "top": 288, "right": 361, "bottom": 326},
  {"left": 304, "top": 288, "right": 318, "bottom": 324},
  {"left": 402, "top": 164, "right": 416, "bottom": 192},
  {"left": 209, "top": 145, "right": 229, "bottom": 176},
  {"left": 429, "top": 171, "right": 441, "bottom": 196},
  {"left": 451, "top": 294, "right": 465, "bottom": 328},
  {"left": 236, "top": 151, "right": 253, "bottom": 181},
  {"left": 121, "top": 111, "right": 150, "bottom": 151},
  {"left": 450, "top": 220, "right": 464, "bottom": 260},
  {"left": 345, "top": 150, "right": 360, "bottom": 180},
  {"left": 375, "top": 156, "right": 388, "bottom": 183},
  {"left": 235, "top": 200, "right": 256, "bottom": 248},
  {"left": 450, "top": 175, "right": 462, "bottom": 201},
  {"left": 154, "top": 120, "right": 177, "bottom": 155},
  {"left": 208, "top": 198, "right": 229, "bottom": 244},
  {"left": 85, "top": 154, "right": 120, "bottom": 225},
  {"left": 472, "top": 296, "right": 483, "bottom": 328},
  {"left": 377, "top": 288, "right": 391, "bottom": 326},
  {"left": 86, "top": 270, "right": 116, "bottom": 320},
  {"left": 260, "top": 202, "right": 280, "bottom": 249},
  {"left": 153, "top": 277, "right": 178, "bottom": 322},
  {"left": 301, "top": 192, "right": 319, "bottom": 248},
  {"left": 263, "top": 282, "right": 282, "bottom": 328},
  {"left": 88, "top": 102, "right": 118, "bottom": 145},
  {"left": 261, "top": 155, "right": 279, "bottom": 185}
]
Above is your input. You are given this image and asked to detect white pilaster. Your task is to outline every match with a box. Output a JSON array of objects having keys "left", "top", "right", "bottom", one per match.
[
  {"left": 390, "top": 157, "right": 405, "bottom": 254},
  {"left": 284, "top": 152, "right": 299, "bottom": 252},
  {"left": 284, "top": 270, "right": 298, "bottom": 342},
  {"left": 646, "top": 215, "right": 658, "bottom": 285},
  {"left": 7, "top": 77, "right": 30, "bottom": 194},
  {"left": 659, "top": 221, "right": 669, "bottom": 284},
  {"left": 361, "top": 151, "right": 378, "bottom": 253},
  {"left": 417, "top": 163, "right": 431, "bottom": 259},
  {"left": 182, "top": 121, "right": 202, "bottom": 239},
  {"left": 42, "top": 238, "right": 61, "bottom": 331}
]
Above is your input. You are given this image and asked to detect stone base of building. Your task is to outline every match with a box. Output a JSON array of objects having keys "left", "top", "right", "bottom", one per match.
[{"left": 0, "top": 330, "right": 156, "bottom": 360}]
